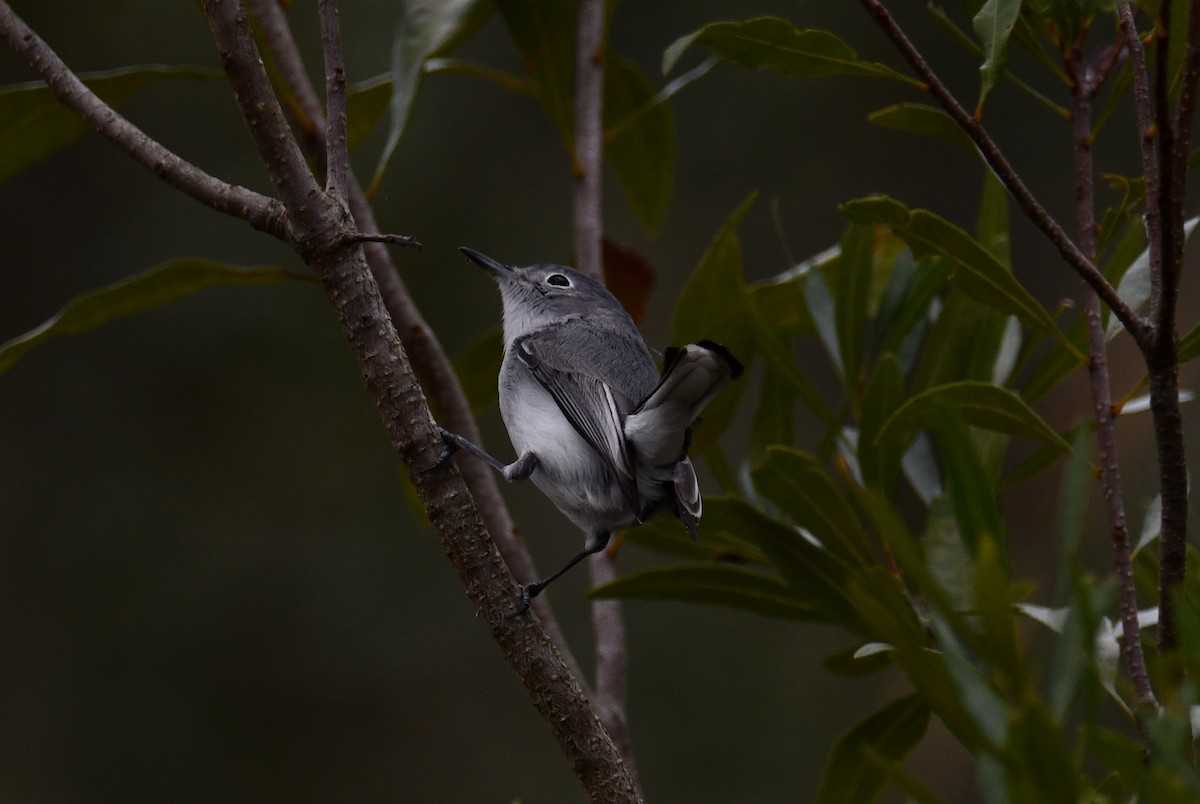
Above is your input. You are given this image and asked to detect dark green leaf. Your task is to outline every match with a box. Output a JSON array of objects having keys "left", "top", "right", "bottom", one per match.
[
  {"left": 496, "top": 0, "right": 574, "bottom": 146},
  {"left": 972, "top": 0, "right": 1022, "bottom": 109},
  {"left": 911, "top": 290, "right": 1007, "bottom": 392},
  {"left": 875, "top": 254, "right": 951, "bottom": 364},
  {"left": 976, "top": 168, "right": 1011, "bottom": 267},
  {"left": 452, "top": 327, "right": 503, "bottom": 414},
  {"left": 589, "top": 563, "right": 819, "bottom": 621},
  {"left": 370, "top": 0, "right": 489, "bottom": 192},
  {"left": 933, "top": 408, "right": 1005, "bottom": 558},
  {"left": 823, "top": 644, "right": 894, "bottom": 677},
  {"left": 867, "top": 103, "right": 975, "bottom": 151},
  {"left": 835, "top": 224, "right": 873, "bottom": 394},
  {"left": 859, "top": 354, "right": 905, "bottom": 499},
  {"left": 878, "top": 381, "right": 1071, "bottom": 453},
  {"left": 604, "top": 56, "right": 676, "bottom": 233},
  {"left": 842, "top": 195, "right": 1079, "bottom": 357},
  {"left": 671, "top": 193, "right": 757, "bottom": 452},
  {"left": 0, "top": 259, "right": 310, "bottom": 375},
  {"left": 0, "top": 66, "right": 223, "bottom": 184},
  {"left": 815, "top": 695, "right": 931, "bottom": 804},
  {"left": 345, "top": 76, "right": 393, "bottom": 152},
  {"left": 751, "top": 446, "right": 872, "bottom": 565},
  {"left": 973, "top": 534, "right": 1022, "bottom": 684},
  {"left": 663, "top": 17, "right": 923, "bottom": 86}
]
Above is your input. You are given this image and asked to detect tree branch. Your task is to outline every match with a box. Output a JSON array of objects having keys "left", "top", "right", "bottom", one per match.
[
  {"left": 317, "top": 0, "right": 348, "bottom": 199},
  {"left": 572, "top": 0, "right": 605, "bottom": 281},
  {"left": 240, "top": 0, "right": 585, "bottom": 679},
  {"left": 1070, "top": 60, "right": 1156, "bottom": 711},
  {"left": 200, "top": 1, "right": 639, "bottom": 797},
  {"left": 857, "top": 0, "right": 1152, "bottom": 344},
  {"left": 0, "top": 0, "right": 288, "bottom": 240}
]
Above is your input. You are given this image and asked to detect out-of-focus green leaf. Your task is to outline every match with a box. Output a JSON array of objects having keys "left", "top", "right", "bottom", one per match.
[
  {"left": 859, "top": 354, "right": 905, "bottom": 499},
  {"left": 751, "top": 446, "right": 873, "bottom": 565},
  {"left": 1106, "top": 215, "right": 1200, "bottom": 338},
  {"left": 452, "top": 327, "right": 503, "bottom": 413},
  {"left": 806, "top": 266, "right": 842, "bottom": 376},
  {"left": 672, "top": 193, "right": 757, "bottom": 452},
  {"left": 867, "top": 103, "right": 975, "bottom": 151},
  {"left": 589, "top": 563, "right": 819, "bottom": 621},
  {"left": 346, "top": 76, "right": 393, "bottom": 152},
  {"left": 912, "top": 291, "right": 1007, "bottom": 392},
  {"left": 496, "top": 0, "right": 574, "bottom": 146},
  {"left": 976, "top": 168, "right": 1011, "bottom": 267},
  {"left": 1180, "top": 322, "right": 1200, "bottom": 363},
  {"left": 1019, "top": 313, "right": 1088, "bottom": 403},
  {"left": 0, "top": 66, "right": 223, "bottom": 184},
  {"left": 1005, "top": 700, "right": 1079, "bottom": 802},
  {"left": 879, "top": 381, "right": 1070, "bottom": 453},
  {"left": 835, "top": 224, "right": 874, "bottom": 395},
  {"left": 876, "top": 254, "right": 951, "bottom": 364},
  {"left": 604, "top": 56, "right": 675, "bottom": 233},
  {"left": 0, "top": 259, "right": 310, "bottom": 375},
  {"left": 750, "top": 351, "right": 795, "bottom": 461},
  {"left": 973, "top": 534, "right": 1021, "bottom": 684},
  {"left": 751, "top": 273, "right": 816, "bottom": 341},
  {"left": 933, "top": 408, "right": 1005, "bottom": 558},
  {"left": 972, "top": 0, "right": 1022, "bottom": 109},
  {"left": 842, "top": 195, "right": 1079, "bottom": 357},
  {"left": 815, "top": 694, "right": 931, "bottom": 804},
  {"left": 663, "top": 17, "right": 923, "bottom": 86},
  {"left": 370, "top": 0, "right": 489, "bottom": 193},
  {"left": 823, "top": 644, "right": 894, "bottom": 677}
]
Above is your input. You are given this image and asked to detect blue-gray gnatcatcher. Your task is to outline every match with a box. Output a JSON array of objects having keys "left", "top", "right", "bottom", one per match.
[{"left": 430, "top": 247, "right": 743, "bottom": 615}]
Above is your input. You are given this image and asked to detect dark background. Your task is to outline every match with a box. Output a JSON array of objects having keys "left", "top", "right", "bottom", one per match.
[{"left": 1, "top": 1, "right": 1195, "bottom": 801}]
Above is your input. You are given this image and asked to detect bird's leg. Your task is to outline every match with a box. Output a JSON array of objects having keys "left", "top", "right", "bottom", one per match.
[
  {"left": 424, "top": 427, "right": 538, "bottom": 482},
  {"left": 509, "top": 531, "right": 612, "bottom": 619}
]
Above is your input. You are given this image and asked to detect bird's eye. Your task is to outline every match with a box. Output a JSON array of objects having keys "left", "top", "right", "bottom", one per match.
[{"left": 546, "top": 273, "right": 571, "bottom": 288}]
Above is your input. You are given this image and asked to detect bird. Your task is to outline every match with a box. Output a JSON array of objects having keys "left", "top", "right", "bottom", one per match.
[{"left": 429, "top": 246, "right": 743, "bottom": 616}]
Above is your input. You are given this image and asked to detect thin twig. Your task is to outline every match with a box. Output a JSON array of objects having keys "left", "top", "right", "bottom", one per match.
[
  {"left": 572, "top": 0, "right": 605, "bottom": 281},
  {"left": 338, "top": 232, "right": 423, "bottom": 249},
  {"left": 240, "top": 0, "right": 585, "bottom": 678},
  {"left": 858, "top": 0, "right": 1151, "bottom": 344},
  {"left": 318, "top": 0, "right": 349, "bottom": 199},
  {"left": 0, "top": 0, "right": 288, "bottom": 240},
  {"left": 1070, "top": 59, "right": 1157, "bottom": 711},
  {"left": 574, "top": 0, "right": 641, "bottom": 789}
]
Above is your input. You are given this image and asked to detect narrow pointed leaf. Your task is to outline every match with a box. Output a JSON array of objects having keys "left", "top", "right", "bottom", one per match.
[
  {"left": 496, "top": 0, "right": 574, "bottom": 146},
  {"left": 859, "top": 354, "right": 906, "bottom": 499},
  {"left": 589, "top": 563, "right": 819, "bottom": 621},
  {"left": 815, "top": 694, "right": 931, "bottom": 804},
  {"left": 0, "top": 66, "right": 223, "bottom": 184},
  {"left": 663, "top": 17, "right": 923, "bottom": 86},
  {"left": 0, "top": 259, "right": 310, "bottom": 375},
  {"left": 370, "top": 0, "right": 488, "bottom": 192},
  {"left": 867, "top": 103, "right": 975, "bottom": 151},
  {"left": 878, "top": 381, "right": 1070, "bottom": 453},
  {"left": 835, "top": 224, "right": 873, "bottom": 392},
  {"left": 972, "top": 0, "right": 1022, "bottom": 108}
]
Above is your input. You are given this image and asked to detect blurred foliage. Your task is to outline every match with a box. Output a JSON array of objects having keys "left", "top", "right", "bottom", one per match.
[{"left": 4, "top": 0, "right": 1200, "bottom": 801}]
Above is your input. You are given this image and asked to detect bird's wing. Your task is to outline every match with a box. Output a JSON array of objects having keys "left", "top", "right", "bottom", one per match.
[{"left": 513, "top": 325, "right": 656, "bottom": 519}]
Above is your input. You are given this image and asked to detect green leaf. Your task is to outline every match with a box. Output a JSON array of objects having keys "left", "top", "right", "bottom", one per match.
[
  {"left": 751, "top": 446, "right": 873, "bottom": 565},
  {"left": 933, "top": 408, "right": 1005, "bottom": 558},
  {"left": 842, "top": 195, "right": 1080, "bottom": 358},
  {"left": 976, "top": 167, "right": 1011, "bottom": 267},
  {"left": 1106, "top": 215, "right": 1200, "bottom": 338},
  {"left": 663, "top": 17, "right": 923, "bottom": 86},
  {"left": 815, "top": 694, "right": 931, "bottom": 804},
  {"left": 0, "top": 259, "right": 310, "bottom": 375},
  {"left": 878, "top": 381, "right": 1071, "bottom": 453},
  {"left": 835, "top": 224, "right": 873, "bottom": 394},
  {"left": 345, "top": 76, "right": 393, "bottom": 152},
  {"left": 823, "top": 644, "right": 894, "bottom": 677},
  {"left": 972, "top": 0, "right": 1022, "bottom": 109},
  {"left": 604, "top": 56, "right": 676, "bottom": 233},
  {"left": 0, "top": 66, "right": 223, "bottom": 184},
  {"left": 867, "top": 102, "right": 975, "bottom": 151},
  {"left": 671, "top": 193, "right": 757, "bottom": 452},
  {"left": 589, "top": 563, "right": 819, "bottom": 621},
  {"left": 452, "top": 327, "right": 503, "bottom": 414},
  {"left": 859, "top": 354, "right": 906, "bottom": 499},
  {"left": 496, "top": 0, "right": 575, "bottom": 147},
  {"left": 369, "top": 0, "right": 489, "bottom": 193}
]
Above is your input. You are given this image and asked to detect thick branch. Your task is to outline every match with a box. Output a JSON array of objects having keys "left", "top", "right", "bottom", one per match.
[
  {"left": 0, "top": 0, "right": 288, "bottom": 239},
  {"left": 241, "top": 0, "right": 583, "bottom": 676},
  {"left": 858, "top": 0, "right": 1151, "bottom": 344},
  {"left": 1071, "top": 69, "right": 1156, "bottom": 711},
  {"left": 202, "top": 1, "right": 638, "bottom": 796}
]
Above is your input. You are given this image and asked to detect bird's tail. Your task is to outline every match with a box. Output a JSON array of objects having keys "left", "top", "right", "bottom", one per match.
[{"left": 624, "top": 340, "right": 743, "bottom": 467}]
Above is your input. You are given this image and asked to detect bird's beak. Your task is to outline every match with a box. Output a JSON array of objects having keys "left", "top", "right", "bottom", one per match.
[{"left": 459, "top": 247, "right": 513, "bottom": 279}]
